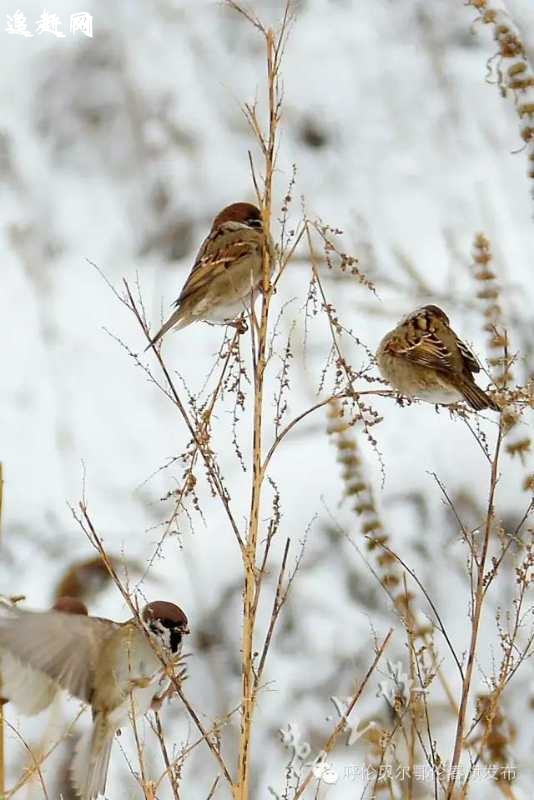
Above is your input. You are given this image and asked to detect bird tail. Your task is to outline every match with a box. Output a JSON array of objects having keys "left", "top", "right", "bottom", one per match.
[
  {"left": 458, "top": 378, "right": 500, "bottom": 412},
  {"left": 144, "top": 307, "right": 189, "bottom": 352},
  {"left": 71, "top": 715, "right": 113, "bottom": 800}
]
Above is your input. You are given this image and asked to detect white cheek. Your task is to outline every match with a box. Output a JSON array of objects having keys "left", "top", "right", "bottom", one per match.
[{"left": 150, "top": 623, "right": 172, "bottom": 652}]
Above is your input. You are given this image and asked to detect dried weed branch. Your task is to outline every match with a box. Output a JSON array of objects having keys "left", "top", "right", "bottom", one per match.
[
  {"left": 468, "top": 0, "right": 534, "bottom": 203},
  {"left": 233, "top": 7, "right": 289, "bottom": 796},
  {"left": 446, "top": 420, "right": 505, "bottom": 800},
  {"left": 471, "top": 233, "right": 533, "bottom": 490},
  {"left": 293, "top": 628, "right": 393, "bottom": 800}
]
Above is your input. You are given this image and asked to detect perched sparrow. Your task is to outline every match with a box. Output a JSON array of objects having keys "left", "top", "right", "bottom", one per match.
[
  {"left": 0, "top": 600, "right": 189, "bottom": 800},
  {"left": 146, "top": 202, "right": 267, "bottom": 347},
  {"left": 0, "top": 595, "right": 88, "bottom": 715},
  {"left": 376, "top": 305, "right": 499, "bottom": 411}
]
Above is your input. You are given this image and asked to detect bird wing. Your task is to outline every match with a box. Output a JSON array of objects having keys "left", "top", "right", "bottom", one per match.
[
  {"left": 0, "top": 650, "right": 58, "bottom": 715},
  {"left": 386, "top": 325, "right": 455, "bottom": 373},
  {"left": 0, "top": 607, "right": 118, "bottom": 702},
  {"left": 174, "top": 224, "right": 261, "bottom": 306},
  {"left": 455, "top": 335, "right": 481, "bottom": 374}
]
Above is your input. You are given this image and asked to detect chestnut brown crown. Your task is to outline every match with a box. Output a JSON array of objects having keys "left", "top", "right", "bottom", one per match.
[
  {"left": 143, "top": 601, "right": 189, "bottom": 654},
  {"left": 211, "top": 202, "right": 262, "bottom": 230}
]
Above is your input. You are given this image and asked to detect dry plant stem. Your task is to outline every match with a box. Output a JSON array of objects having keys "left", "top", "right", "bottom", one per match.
[
  {"left": 263, "top": 390, "right": 395, "bottom": 473},
  {"left": 169, "top": 680, "right": 234, "bottom": 787},
  {"left": 237, "top": 122, "right": 273, "bottom": 800},
  {"left": 124, "top": 280, "right": 245, "bottom": 554},
  {"left": 142, "top": 327, "right": 242, "bottom": 575},
  {"left": 231, "top": 4, "right": 287, "bottom": 794},
  {"left": 4, "top": 719, "right": 49, "bottom": 800},
  {"left": 207, "top": 776, "right": 221, "bottom": 799},
  {"left": 153, "top": 712, "right": 181, "bottom": 800},
  {"left": 370, "top": 716, "right": 407, "bottom": 800},
  {"left": 367, "top": 537, "right": 463, "bottom": 680},
  {"left": 6, "top": 709, "right": 84, "bottom": 798},
  {"left": 129, "top": 689, "right": 150, "bottom": 799},
  {"left": 253, "top": 537, "right": 291, "bottom": 690},
  {"left": 445, "top": 420, "right": 505, "bottom": 800},
  {"left": 293, "top": 629, "right": 393, "bottom": 800},
  {"left": 154, "top": 704, "right": 241, "bottom": 792}
]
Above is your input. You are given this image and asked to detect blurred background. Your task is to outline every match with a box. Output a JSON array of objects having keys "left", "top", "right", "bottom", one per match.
[{"left": 1, "top": 0, "right": 534, "bottom": 797}]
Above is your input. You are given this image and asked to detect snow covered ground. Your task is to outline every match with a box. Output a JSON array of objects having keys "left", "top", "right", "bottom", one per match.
[{"left": 1, "top": 0, "right": 533, "bottom": 798}]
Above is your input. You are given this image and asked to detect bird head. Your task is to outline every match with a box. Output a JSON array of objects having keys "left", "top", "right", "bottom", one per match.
[
  {"left": 212, "top": 202, "right": 263, "bottom": 230},
  {"left": 142, "top": 601, "right": 190, "bottom": 654}
]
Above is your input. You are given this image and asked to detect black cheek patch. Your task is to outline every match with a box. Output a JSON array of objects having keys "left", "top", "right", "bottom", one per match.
[{"left": 169, "top": 629, "right": 182, "bottom": 653}]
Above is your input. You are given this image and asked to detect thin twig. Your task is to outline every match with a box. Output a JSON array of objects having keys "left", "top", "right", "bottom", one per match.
[
  {"left": 125, "top": 279, "right": 245, "bottom": 554},
  {"left": 446, "top": 420, "right": 505, "bottom": 800},
  {"left": 153, "top": 712, "right": 181, "bottom": 800},
  {"left": 293, "top": 629, "right": 393, "bottom": 799}
]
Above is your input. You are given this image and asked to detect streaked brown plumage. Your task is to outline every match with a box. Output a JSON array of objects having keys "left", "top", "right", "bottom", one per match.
[
  {"left": 376, "top": 305, "right": 499, "bottom": 411},
  {"left": 146, "top": 202, "right": 266, "bottom": 348}
]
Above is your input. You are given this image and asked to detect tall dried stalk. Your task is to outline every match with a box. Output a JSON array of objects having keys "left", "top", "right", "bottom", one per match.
[
  {"left": 232, "top": 7, "right": 287, "bottom": 797},
  {"left": 445, "top": 420, "right": 505, "bottom": 800}
]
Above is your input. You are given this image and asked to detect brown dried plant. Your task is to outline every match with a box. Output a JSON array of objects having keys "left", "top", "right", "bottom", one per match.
[
  {"left": 327, "top": 399, "right": 452, "bottom": 796},
  {"left": 471, "top": 233, "right": 533, "bottom": 484},
  {"left": 468, "top": 0, "right": 534, "bottom": 203}
]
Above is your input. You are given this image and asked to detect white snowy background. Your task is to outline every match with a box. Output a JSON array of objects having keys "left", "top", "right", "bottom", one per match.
[{"left": 1, "top": 0, "right": 534, "bottom": 798}]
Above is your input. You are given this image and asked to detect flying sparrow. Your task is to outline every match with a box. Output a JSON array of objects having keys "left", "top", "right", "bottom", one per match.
[
  {"left": 0, "top": 600, "right": 189, "bottom": 800},
  {"left": 0, "top": 595, "right": 88, "bottom": 715},
  {"left": 376, "top": 305, "right": 499, "bottom": 411},
  {"left": 146, "top": 202, "right": 267, "bottom": 348}
]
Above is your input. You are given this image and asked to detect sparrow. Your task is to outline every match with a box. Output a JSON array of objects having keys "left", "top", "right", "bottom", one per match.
[
  {"left": 376, "top": 305, "right": 500, "bottom": 411},
  {"left": 0, "top": 600, "right": 189, "bottom": 800},
  {"left": 0, "top": 595, "right": 88, "bottom": 715},
  {"left": 146, "top": 201, "right": 267, "bottom": 348}
]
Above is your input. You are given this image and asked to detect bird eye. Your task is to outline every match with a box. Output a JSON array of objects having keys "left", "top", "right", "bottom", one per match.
[{"left": 247, "top": 217, "right": 263, "bottom": 229}]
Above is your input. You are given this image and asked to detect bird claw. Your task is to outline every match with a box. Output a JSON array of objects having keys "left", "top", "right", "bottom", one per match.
[
  {"left": 150, "top": 666, "right": 188, "bottom": 710},
  {"left": 127, "top": 676, "right": 152, "bottom": 692}
]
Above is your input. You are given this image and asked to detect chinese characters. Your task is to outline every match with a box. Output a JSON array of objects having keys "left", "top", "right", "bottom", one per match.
[{"left": 6, "top": 10, "right": 93, "bottom": 37}]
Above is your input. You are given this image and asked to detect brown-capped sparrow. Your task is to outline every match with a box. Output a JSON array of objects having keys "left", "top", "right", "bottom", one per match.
[
  {"left": 146, "top": 202, "right": 267, "bottom": 348},
  {"left": 376, "top": 305, "right": 499, "bottom": 411},
  {"left": 0, "top": 596, "right": 88, "bottom": 715},
  {"left": 0, "top": 600, "right": 189, "bottom": 800}
]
